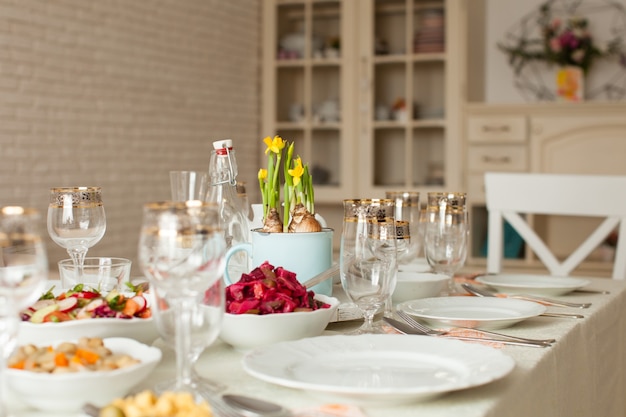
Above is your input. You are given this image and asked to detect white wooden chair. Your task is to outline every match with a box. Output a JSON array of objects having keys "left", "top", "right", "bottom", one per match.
[{"left": 484, "top": 172, "right": 626, "bottom": 280}]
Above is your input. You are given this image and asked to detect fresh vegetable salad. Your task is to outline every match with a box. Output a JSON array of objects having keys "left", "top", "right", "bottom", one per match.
[{"left": 20, "top": 283, "right": 151, "bottom": 323}]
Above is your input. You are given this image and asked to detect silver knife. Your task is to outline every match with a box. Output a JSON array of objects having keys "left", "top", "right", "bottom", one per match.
[
  {"left": 461, "top": 283, "right": 591, "bottom": 309},
  {"left": 383, "top": 317, "right": 551, "bottom": 348}
]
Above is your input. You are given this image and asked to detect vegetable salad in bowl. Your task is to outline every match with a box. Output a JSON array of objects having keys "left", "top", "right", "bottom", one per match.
[
  {"left": 21, "top": 283, "right": 151, "bottom": 323},
  {"left": 19, "top": 283, "right": 158, "bottom": 345}
]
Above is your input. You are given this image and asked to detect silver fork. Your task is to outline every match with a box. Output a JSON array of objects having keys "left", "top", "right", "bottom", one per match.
[{"left": 396, "top": 310, "right": 556, "bottom": 345}]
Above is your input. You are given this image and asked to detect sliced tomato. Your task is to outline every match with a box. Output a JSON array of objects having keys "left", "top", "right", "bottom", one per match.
[
  {"left": 43, "top": 311, "right": 72, "bottom": 322},
  {"left": 69, "top": 290, "right": 99, "bottom": 300}
]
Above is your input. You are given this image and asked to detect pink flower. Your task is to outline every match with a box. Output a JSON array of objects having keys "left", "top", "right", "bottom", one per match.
[
  {"left": 550, "top": 37, "right": 562, "bottom": 52},
  {"left": 551, "top": 18, "right": 562, "bottom": 30},
  {"left": 559, "top": 30, "right": 579, "bottom": 49}
]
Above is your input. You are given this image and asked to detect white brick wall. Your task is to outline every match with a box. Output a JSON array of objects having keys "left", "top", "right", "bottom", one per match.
[{"left": 0, "top": 0, "right": 261, "bottom": 275}]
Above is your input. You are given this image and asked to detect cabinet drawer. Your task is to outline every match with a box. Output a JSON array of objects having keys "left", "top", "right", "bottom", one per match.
[
  {"left": 467, "top": 145, "right": 527, "bottom": 172},
  {"left": 468, "top": 117, "right": 527, "bottom": 143},
  {"left": 467, "top": 174, "right": 487, "bottom": 202}
]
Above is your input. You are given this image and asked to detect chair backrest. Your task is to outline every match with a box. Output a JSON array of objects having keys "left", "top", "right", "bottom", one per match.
[{"left": 484, "top": 172, "right": 626, "bottom": 280}]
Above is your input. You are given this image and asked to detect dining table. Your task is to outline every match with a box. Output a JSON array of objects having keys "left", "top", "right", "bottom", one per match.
[{"left": 8, "top": 275, "right": 626, "bottom": 417}]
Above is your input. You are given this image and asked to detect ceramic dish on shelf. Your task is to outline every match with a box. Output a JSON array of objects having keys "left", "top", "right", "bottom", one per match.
[
  {"left": 242, "top": 334, "right": 514, "bottom": 405},
  {"left": 475, "top": 274, "right": 590, "bottom": 296},
  {"left": 8, "top": 337, "right": 161, "bottom": 411},
  {"left": 397, "top": 296, "right": 546, "bottom": 330}
]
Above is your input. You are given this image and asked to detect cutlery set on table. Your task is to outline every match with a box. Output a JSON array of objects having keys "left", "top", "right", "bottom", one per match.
[{"left": 380, "top": 271, "right": 600, "bottom": 349}]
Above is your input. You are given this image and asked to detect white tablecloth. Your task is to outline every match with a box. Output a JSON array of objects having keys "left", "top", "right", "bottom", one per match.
[{"left": 10, "top": 277, "right": 626, "bottom": 417}]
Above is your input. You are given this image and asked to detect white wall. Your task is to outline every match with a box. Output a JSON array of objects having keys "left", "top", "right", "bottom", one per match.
[{"left": 0, "top": 0, "right": 261, "bottom": 273}]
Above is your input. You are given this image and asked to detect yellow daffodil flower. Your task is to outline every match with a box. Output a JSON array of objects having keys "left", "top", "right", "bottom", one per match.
[
  {"left": 263, "top": 135, "right": 286, "bottom": 155},
  {"left": 288, "top": 157, "right": 305, "bottom": 187},
  {"left": 258, "top": 168, "right": 267, "bottom": 181}
]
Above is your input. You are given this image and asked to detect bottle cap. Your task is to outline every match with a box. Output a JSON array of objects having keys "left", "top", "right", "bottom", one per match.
[{"left": 213, "top": 139, "right": 233, "bottom": 151}]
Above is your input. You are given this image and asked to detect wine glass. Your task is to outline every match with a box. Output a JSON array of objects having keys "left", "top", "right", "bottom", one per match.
[
  {"left": 384, "top": 191, "right": 420, "bottom": 318},
  {"left": 150, "top": 279, "right": 226, "bottom": 393},
  {"left": 385, "top": 191, "right": 421, "bottom": 264},
  {"left": 340, "top": 199, "right": 397, "bottom": 334},
  {"left": 47, "top": 187, "right": 106, "bottom": 287},
  {"left": 0, "top": 207, "right": 48, "bottom": 416},
  {"left": 138, "top": 201, "right": 226, "bottom": 396},
  {"left": 423, "top": 192, "right": 469, "bottom": 295}
]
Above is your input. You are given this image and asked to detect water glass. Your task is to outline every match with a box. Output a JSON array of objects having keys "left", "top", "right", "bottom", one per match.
[
  {"left": 0, "top": 207, "right": 48, "bottom": 417},
  {"left": 423, "top": 192, "right": 469, "bottom": 295},
  {"left": 340, "top": 199, "right": 397, "bottom": 334},
  {"left": 47, "top": 187, "right": 106, "bottom": 282},
  {"left": 385, "top": 191, "right": 421, "bottom": 263},
  {"left": 58, "top": 257, "right": 131, "bottom": 291},
  {"left": 138, "top": 201, "right": 226, "bottom": 396},
  {"left": 170, "top": 171, "right": 210, "bottom": 202}
]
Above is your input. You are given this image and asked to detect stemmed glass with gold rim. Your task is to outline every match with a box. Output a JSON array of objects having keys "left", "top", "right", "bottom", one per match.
[
  {"left": 0, "top": 207, "right": 48, "bottom": 416},
  {"left": 138, "top": 201, "right": 226, "bottom": 396},
  {"left": 423, "top": 192, "right": 469, "bottom": 295},
  {"left": 47, "top": 187, "right": 106, "bottom": 287},
  {"left": 340, "top": 199, "right": 398, "bottom": 334}
]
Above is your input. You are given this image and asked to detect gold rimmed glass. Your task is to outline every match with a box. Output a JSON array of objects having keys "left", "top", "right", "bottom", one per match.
[
  {"left": 340, "top": 199, "right": 397, "bottom": 334},
  {"left": 423, "top": 192, "right": 469, "bottom": 295},
  {"left": 138, "top": 201, "right": 226, "bottom": 396},
  {"left": 385, "top": 191, "right": 421, "bottom": 263},
  {"left": 47, "top": 187, "right": 106, "bottom": 287},
  {"left": 0, "top": 207, "right": 48, "bottom": 417}
]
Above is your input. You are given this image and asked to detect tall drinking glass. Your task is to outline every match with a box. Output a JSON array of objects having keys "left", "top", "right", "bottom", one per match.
[
  {"left": 385, "top": 191, "right": 421, "bottom": 264},
  {"left": 47, "top": 187, "right": 106, "bottom": 287},
  {"left": 138, "top": 201, "right": 226, "bottom": 396},
  {"left": 423, "top": 192, "right": 469, "bottom": 295},
  {"left": 384, "top": 191, "right": 419, "bottom": 317},
  {"left": 0, "top": 207, "right": 48, "bottom": 417},
  {"left": 340, "top": 199, "right": 397, "bottom": 334},
  {"left": 170, "top": 171, "right": 210, "bottom": 202}
]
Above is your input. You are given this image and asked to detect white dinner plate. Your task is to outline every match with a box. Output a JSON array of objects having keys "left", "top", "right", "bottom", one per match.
[
  {"left": 397, "top": 296, "right": 546, "bottom": 330},
  {"left": 475, "top": 274, "right": 590, "bottom": 296},
  {"left": 242, "top": 334, "right": 514, "bottom": 405}
]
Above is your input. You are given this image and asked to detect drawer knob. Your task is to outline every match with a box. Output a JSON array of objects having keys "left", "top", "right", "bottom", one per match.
[
  {"left": 482, "top": 155, "right": 511, "bottom": 164},
  {"left": 482, "top": 125, "right": 511, "bottom": 133}
]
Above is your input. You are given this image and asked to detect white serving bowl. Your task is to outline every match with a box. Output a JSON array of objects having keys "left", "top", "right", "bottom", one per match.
[
  {"left": 220, "top": 294, "right": 340, "bottom": 351},
  {"left": 19, "top": 316, "right": 159, "bottom": 346},
  {"left": 19, "top": 281, "right": 159, "bottom": 345},
  {"left": 8, "top": 337, "right": 162, "bottom": 411},
  {"left": 391, "top": 271, "right": 449, "bottom": 304}
]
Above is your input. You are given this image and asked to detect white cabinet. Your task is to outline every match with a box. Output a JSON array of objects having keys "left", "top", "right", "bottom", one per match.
[
  {"left": 262, "top": 0, "right": 465, "bottom": 203},
  {"left": 465, "top": 102, "right": 626, "bottom": 276},
  {"left": 262, "top": 0, "right": 358, "bottom": 203}
]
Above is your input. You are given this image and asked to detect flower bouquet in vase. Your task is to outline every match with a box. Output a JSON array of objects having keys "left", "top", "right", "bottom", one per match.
[{"left": 225, "top": 136, "right": 333, "bottom": 296}]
